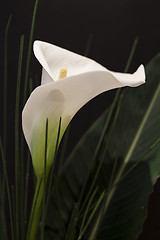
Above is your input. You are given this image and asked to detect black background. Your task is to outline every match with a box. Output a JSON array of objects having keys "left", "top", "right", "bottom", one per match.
[{"left": 1, "top": 0, "right": 160, "bottom": 239}]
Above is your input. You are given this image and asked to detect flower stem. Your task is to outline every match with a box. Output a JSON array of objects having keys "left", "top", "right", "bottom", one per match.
[{"left": 27, "top": 178, "right": 44, "bottom": 240}]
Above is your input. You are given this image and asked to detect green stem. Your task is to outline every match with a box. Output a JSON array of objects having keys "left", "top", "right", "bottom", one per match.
[{"left": 27, "top": 178, "right": 43, "bottom": 240}]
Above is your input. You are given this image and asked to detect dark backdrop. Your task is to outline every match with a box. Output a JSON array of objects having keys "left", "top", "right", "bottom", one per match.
[{"left": 1, "top": 0, "right": 160, "bottom": 239}]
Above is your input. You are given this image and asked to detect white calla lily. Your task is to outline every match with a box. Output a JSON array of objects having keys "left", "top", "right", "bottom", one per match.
[{"left": 22, "top": 40, "right": 145, "bottom": 178}]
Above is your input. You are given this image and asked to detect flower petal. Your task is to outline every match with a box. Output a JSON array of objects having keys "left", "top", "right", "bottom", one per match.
[
  {"left": 41, "top": 68, "right": 53, "bottom": 85},
  {"left": 108, "top": 64, "right": 145, "bottom": 87},
  {"left": 33, "top": 40, "right": 106, "bottom": 84},
  {"left": 22, "top": 66, "right": 145, "bottom": 177}
]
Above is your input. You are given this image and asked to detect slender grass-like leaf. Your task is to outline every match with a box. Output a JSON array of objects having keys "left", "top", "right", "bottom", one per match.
[
  {"left": 20, "top": 4, "right": 39, "bottom": 228},
  {"left": 64, "top": 202, "right": 79, "bottom": 240},
  {"left": 23, "top": 0, "right": 39, "bottom": 104},
  {"left": 0, "top": 173, "right": 8, "bottom": 240},
  {"left": 11, "top": 185, "right": 16, "bottom": 239},
  {"left": 124, "top": 37, "right": 138, "bottom": 73},
  {"left": 42, "top": 117, "right": 62, "bottom": 222},
  {"left": 3, "top": 15, "right": 12, "bottom": 153},
  {"left": 0, "top": 138, "right": 14, "bottom": 240},
  {"left": 78, "top": 191, "right": 105, "bottom": 240},
  {"left": 77, "top": 95, "right": 123, "bottom": 239},
  {"left": 23, "top": 79, "right": 34, "bottom": 239},
  {"left": 27, "top": 117, "right": 62, "bottom": 240},
  {"left": 79, "top": 90, "right": 121, "bottom": 215},
  {"left": 59, "top": 125, "right": 70, "bottom": 172},
  {"left": 23, "top": 152, "right": 30, "bottom": 235},
  {"left": 15, "top": 35, "right": 24, "bottom": 240},
  {"left": 150, "top": 138, "right": 160, "bottom": 149},
  {"left": 85, "top": 34, "right": 93, "bottom": 57},
  {"left": 79, "top": 186, "right": 99, "bottom": 236},
  {"left": 27, "top": 178, "right": 42, "bottom": 240}
]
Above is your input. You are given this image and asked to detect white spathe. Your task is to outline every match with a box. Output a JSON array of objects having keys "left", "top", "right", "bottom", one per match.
[{"left": 22, "top": 40, "right": 145, "bottom": 178}]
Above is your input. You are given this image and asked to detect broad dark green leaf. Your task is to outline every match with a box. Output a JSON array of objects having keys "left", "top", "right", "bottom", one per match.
[{"left": 44, "top": 54, "right": 160, "bottom": 240}]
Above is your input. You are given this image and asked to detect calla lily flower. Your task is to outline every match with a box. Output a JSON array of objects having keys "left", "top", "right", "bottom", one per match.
[{"left": 22, "top": 40, "right": 145, "bottom": 178}]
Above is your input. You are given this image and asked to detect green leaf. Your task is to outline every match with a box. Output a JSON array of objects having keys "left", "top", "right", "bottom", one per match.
[
  {"left": 44, "top": 53, "right": 160, "bottom": 240},
  {"left": 0, "top": 175, "right": 8, "bottom": 240}
]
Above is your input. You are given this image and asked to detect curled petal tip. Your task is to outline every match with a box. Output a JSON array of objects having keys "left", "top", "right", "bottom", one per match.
[{"left": 137, "top": 64, "right": 146, "bottom": 85}]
